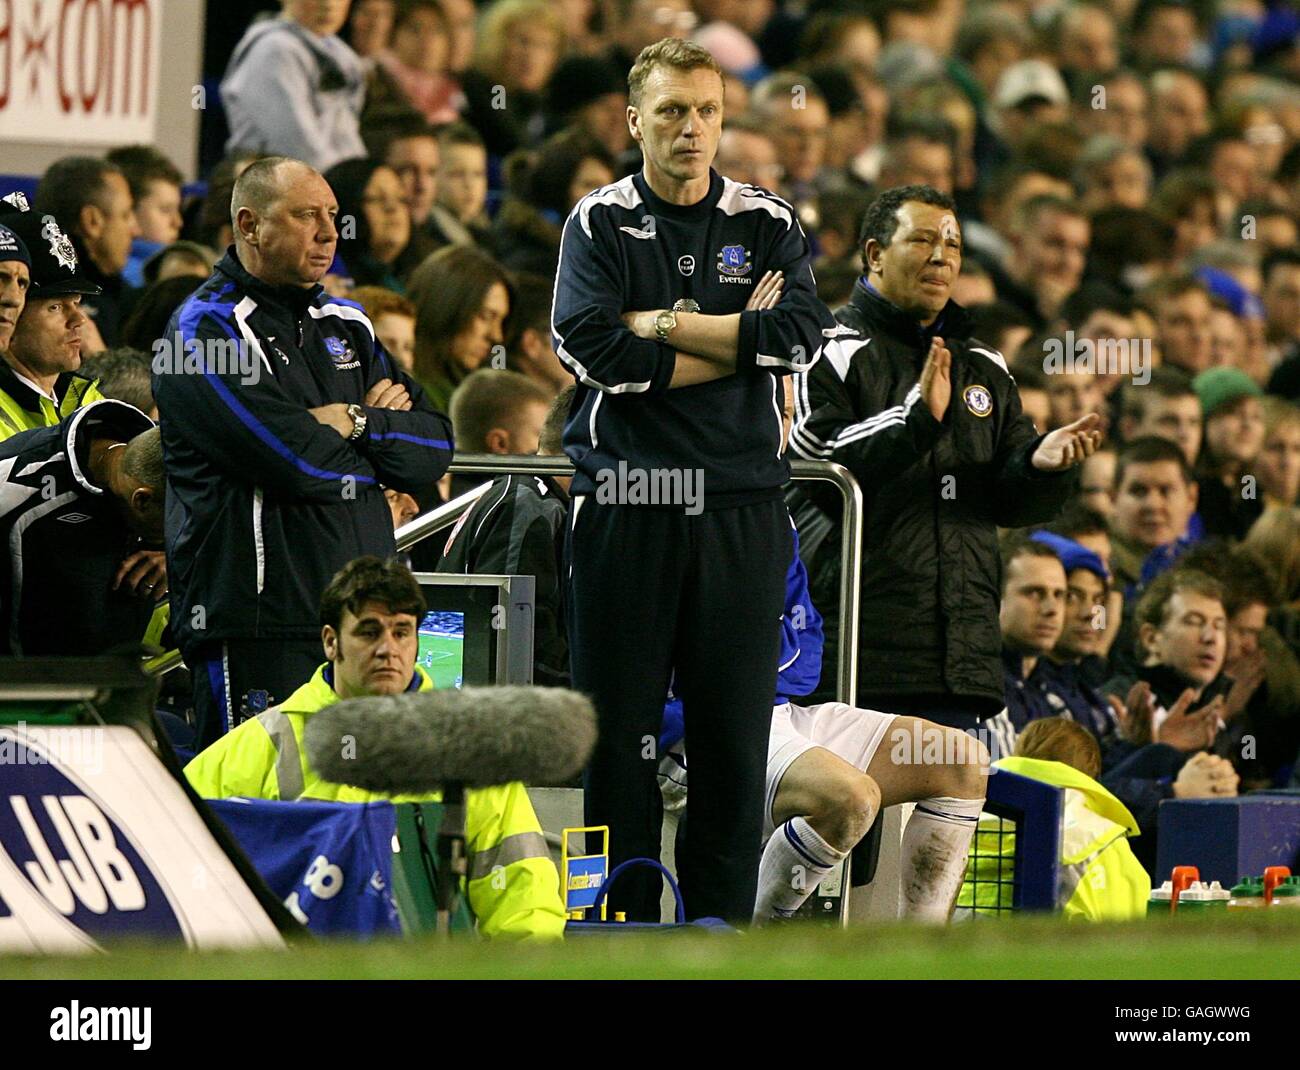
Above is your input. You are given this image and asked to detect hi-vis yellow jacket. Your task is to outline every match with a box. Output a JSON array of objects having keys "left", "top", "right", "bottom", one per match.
[
  {"left": 958, "top": 756, "right": 1151, "bottom": 921},
  {"left": 0, "top": 362, "right": 103, "bottom": 442},
  {"left": 185, "top": 664, "right": 566, "bottom": 940}
]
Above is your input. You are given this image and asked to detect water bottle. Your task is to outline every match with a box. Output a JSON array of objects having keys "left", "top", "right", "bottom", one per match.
[
  {"left": 1271, "top": 878, "right": 1300, "bottom": 911},
  {"left": 1226, "top": 878, "right": 1267, "bottom": 911},
  {"left": 1176, "top": 880, "right": 1230, "bottom": 913}
]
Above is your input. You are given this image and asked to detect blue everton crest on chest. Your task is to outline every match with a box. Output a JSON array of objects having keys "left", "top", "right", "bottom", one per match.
[
  {"left": 325, "top": 335, "right": 361, "bottom": 370},
  {"left": 717, "top": 243, "right": 753, "bottom": 281}
]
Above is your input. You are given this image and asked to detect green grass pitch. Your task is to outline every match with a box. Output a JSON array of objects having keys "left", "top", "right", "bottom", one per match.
[{"left": 6, "top": 914, "right": 1300, "bottom": 980}]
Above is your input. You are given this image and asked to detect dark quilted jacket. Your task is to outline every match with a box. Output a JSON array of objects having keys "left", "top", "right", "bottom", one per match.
[{"left": 790, "top": 281, "right": 1075, "bottom": 712}]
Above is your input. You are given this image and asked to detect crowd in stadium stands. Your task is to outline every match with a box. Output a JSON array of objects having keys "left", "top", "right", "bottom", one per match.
[{"left": 0, "top": 0, "right": 1298, "bottom": 923}]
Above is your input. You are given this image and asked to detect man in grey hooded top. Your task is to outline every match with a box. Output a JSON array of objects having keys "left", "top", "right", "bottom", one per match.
[{"left": 220, "top": 1, "right": 367, "bottom": 172}]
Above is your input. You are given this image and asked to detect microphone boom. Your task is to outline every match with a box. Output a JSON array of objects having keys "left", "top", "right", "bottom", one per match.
[{"left": 304, "top": 686, "right": 597, "bottom": 793}]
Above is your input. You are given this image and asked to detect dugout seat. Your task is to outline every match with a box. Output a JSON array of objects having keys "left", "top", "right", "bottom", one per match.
[{"left": 850, "top": 812, "right": 884, "bottom": 886}]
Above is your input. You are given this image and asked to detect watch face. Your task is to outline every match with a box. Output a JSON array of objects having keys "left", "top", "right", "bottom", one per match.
[
  {"left": 672, "top": 299, "right": 701, "bottom": 313},
  {"left": 347, "top": 404, "right": 366, "bottom": 438}
]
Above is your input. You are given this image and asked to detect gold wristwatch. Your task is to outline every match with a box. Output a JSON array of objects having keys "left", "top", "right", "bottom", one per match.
[{"left": 654, "top": 309, "right": 677, "bottom": 343}]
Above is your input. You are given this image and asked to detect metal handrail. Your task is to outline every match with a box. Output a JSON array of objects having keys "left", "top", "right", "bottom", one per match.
[
  {"left": 393, "top": 478, "right": 496, "bottom": 550},
  {"left": 408, "top": 454, "right": 864, "bottom": 704},
  {"left": 143, "top": 482, "right": 500, "bottom": 680},
  {"left": 148, "top": 455, "right": 864, "bottom": 703}
]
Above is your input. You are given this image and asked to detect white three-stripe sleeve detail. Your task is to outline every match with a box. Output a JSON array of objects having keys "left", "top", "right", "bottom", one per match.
[{"left": 831, "top": 384, "right": 923, "bottom": 449}]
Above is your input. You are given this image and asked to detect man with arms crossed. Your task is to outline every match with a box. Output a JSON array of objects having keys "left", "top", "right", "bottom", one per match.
[
  {"left": 553, "top": 38, "right": 835, "bottom": 922},
  {"left": 156, "top": 157, "right": 453, "bottom": 749}
]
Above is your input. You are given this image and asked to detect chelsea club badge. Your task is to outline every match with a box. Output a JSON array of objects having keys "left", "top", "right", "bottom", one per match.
[{"left": 964, "top": 384, "right": 993, "bottom": 417}]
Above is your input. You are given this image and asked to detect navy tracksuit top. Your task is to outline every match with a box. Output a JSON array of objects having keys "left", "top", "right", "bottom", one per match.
[{"left": 551, "top": 168, "right": 836, "bottom": 509}]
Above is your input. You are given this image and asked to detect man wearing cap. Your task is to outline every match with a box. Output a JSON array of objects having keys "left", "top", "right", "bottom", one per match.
[
  {"left": 0, "top": 206, "right": 167, "bottom": 605},
  {"left": 1196, "top": 265, "right": 1269, "bottom": 384},
  {"left": 1193, "top": 365, "right": 1265, "bottom": 540},
  {"left": 0, "top": 220, "right": 31, "bottom": 356},
  {"left": 0, "top": 208, "right": 106, "bottom": 442},
  {"left": 1032, "top": 529, "right": 1121, "bottom": 742},
  {"left": 990, "top": 59, "right": 1070, "bottom": 156}
]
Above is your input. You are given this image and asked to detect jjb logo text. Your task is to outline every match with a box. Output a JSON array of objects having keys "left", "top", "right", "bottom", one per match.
[{"left": 0, "top": 729, "right": 184, "bottom": 945}]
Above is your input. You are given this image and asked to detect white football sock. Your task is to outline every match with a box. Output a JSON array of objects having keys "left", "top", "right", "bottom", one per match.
[
  {"left": 754, "top": 816, "right": 848, "bottom": 923},
  {"left": 901, "top": 795, "right": 983, "bottom": 922}
]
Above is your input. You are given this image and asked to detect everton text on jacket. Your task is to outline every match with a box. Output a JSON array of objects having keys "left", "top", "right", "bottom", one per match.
[
  {"left": 790, "top": 281, "right": 1074, "bottom": 712},
  {"left": 154, "top": 249, "right": 453, "bottom": 651}
]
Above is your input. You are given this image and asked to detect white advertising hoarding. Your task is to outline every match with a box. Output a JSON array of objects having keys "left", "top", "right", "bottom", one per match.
[
  {"left": 0, "top": 723, "right": 285, "bottom": 953},
  {"left": 0, "top": 0, "right": 163, "bottom": 146}
]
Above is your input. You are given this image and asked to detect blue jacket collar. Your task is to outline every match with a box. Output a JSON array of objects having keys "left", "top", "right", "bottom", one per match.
[{"left": 216, "top": 247, "right": 325, "bottom": 315}]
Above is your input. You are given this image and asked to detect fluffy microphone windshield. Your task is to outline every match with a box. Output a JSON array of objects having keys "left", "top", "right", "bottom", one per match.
[{"left": 304, "top": 686, "right": 597, "bottom": 793}]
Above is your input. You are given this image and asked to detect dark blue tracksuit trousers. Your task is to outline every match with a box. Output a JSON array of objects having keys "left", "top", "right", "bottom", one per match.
[{"left": 566, "top": 495, "right": 791, "bottom": 923}]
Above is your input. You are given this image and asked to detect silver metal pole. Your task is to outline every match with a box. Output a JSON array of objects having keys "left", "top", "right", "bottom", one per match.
[
  {"left": 394, "top": 478, "right": 495, "bottom": 552},
  {"left": 788, "top": 460, "right": 862, "bottom": 706}
]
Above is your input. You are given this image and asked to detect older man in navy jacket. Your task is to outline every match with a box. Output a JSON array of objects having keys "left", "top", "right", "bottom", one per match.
[{"left": 155, "top": 156, "right": 453, "bottom": 748}]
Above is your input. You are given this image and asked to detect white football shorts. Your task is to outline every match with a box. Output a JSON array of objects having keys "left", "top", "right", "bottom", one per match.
[{"left": 764, "top": 700, "right": 897, "bottom": 840}]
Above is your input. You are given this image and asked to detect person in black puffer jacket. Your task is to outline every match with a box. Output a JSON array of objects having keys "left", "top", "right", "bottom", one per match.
[{"left": 790, "top": 184, "right": 1101, "bottom": 736}]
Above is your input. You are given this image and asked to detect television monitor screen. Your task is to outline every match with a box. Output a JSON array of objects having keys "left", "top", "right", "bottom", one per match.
[
  {"left": 417, "top": 610, "right": 464, "bottom": 689},
  {"left": 411, "top": 574, "right": 535, "bottom": 687}
]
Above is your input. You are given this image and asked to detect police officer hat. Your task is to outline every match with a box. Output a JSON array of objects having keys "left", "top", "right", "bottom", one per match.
[
  {"left": 0, "top": 221, "right": 30, "bottom": 270},
  {"left": 0, "top": 194, "right": 101, "bottom": 298}
]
